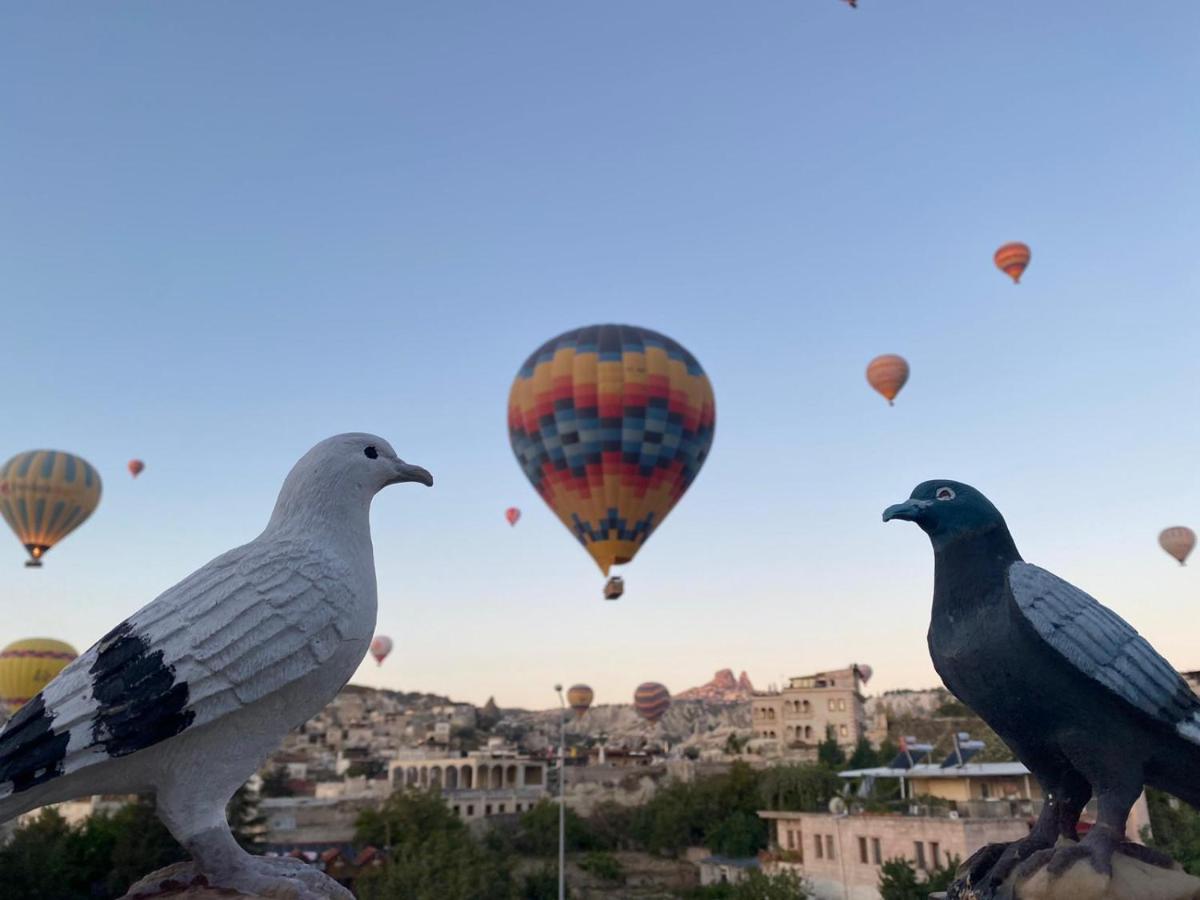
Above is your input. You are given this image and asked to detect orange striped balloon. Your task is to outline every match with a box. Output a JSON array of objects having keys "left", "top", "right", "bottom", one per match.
[
  {"left": 866, "top": 355, "right": 910, "bottom": 406},
  {"left": 567, "top": 684, "right": 594, "bottom": 717},
  {"left": 634, "top": 682, "right": 671, "bottom": 724},
  {"left": 1159, "top": 527, "right": 1196, "bottom": 566},
  {"left": 994, "top": 242, "right": 1031, "bottom": 284}
]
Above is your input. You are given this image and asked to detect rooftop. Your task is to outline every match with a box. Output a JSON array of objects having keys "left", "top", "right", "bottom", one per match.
[{"left": 838, "top": 762, "right": 1031, "bottom": 779}]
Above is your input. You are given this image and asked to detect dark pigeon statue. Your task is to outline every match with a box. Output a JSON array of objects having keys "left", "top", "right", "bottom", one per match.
[{"left": 884, "top": 480, "right": 1198, "bottom": 894}]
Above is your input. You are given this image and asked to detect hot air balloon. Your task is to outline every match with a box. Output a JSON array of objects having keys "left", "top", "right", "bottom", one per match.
[
  {"left": 128, "top": 459, "right": 145, "bottom": 478},
  {"left": 634, "top": 682, "right": 671, "bottom": 724},
  {"left": 866, "top": 355, "right": 909, "bottom": 406},
  {"left": 0, "top": 450, "right": 102, "bottom": 567},
  {"left": 508, "top": 325, "right": 716, "bottom": 589},
  {"left": 567, "top": 684, "right": 594, "bottom": 717},
  {"left": 0, "top": 638, "right": 77, "bottom": 713},
  {"left": 506, "top": 507, "right": 521, "bottom": 527},
  {"left": 369, "top": 635, "right": 394, "bottom": 666},
  {"left": 854, "top": 663, "right": 873, "bottom": 685},
  {"left": 1159, "top": 527, "right": 1196, "bottom": 566},
  {"left": 994, "top": 242, "right": 1031, "bottom": 284}
]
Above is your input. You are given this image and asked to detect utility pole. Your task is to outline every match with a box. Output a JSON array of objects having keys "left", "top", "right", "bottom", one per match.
[{"left": 554, "top": 683, "right": 566, "bottom": 900}]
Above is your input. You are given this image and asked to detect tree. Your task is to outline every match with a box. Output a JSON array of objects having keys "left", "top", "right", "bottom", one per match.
[
  {"left": 260, "top": 765, "right": 295, "bottom": 798},
  {"left": 1145, "top": 788, "right": 1200, "bottom": 874},
  {"left": 682, "top": 868, "right": 811, "bottom": 899},
  {"left": 520, "top": 863, "right": 566, "bottom": 899},
  {"left": 228, "top": 781, "right": 267, "bottom": 852},
  {"left": 584, "top": 801, "right": 638, "bottom": 852},
  {"left": 579, "top": 851, "right": 624, "bottom": 883},
  {"left": 346, "top": 759, "right": 387, "bottom": 780},
  {"left": 847, "top": 737, "right": 878, "bottom": 770},
  {"left": 758, "top": 765, "right": 843, "bottom": 813},
  {"left": 817, "top": 726, "right": 846, "bottom": 769},
  {"left": 878, "top": 856, "right": 959, "bottom": 900},
  {"left": 355, "top": 789, "right": 515, "bottom": 900},
  {"left": 515, "top": 800, "right": 591, "bottom": 856}
]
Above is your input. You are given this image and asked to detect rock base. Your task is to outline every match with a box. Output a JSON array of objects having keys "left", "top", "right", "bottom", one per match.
[
  {"left": 120, "top": 860, "right": 349, "bottom": 900},
  {"left": 941, "top": 843, "right": 1200, "bottom": 900}
]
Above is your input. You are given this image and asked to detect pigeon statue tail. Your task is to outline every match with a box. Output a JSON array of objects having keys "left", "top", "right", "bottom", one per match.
[
  {"left": 0, "top": 434, "right": 431, "bottom": 900},
  {"left": 886, "top": 479, "right": 1200, "bottom": 895}
]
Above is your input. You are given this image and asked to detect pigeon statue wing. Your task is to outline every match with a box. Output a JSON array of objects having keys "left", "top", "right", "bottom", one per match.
[
  {"left": 1008, "top": 561, "right": 1200, "bottom": 733},
  {"left": 0, "top": 538, "right": 359, "bottom": 798}
]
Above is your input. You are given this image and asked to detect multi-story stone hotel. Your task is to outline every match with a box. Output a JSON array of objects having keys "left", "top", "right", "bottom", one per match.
[{"left": 750, "top": 665, "right": 869, "bottom": 749}]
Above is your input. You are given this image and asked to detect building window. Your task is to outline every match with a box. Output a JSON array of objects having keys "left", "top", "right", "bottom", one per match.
[
  {"left": 828, "top": 699, "right": 836, "bottom": 711},
  {"left": 858, "top": 836, "right": 868, "bottom": 864},
  {"left": 814, "top": 835, "right": 823, "bottom": 859},
  {"left": 932, "top": 842, "right": 941, "bottom": 868},
  {"left": 802, "top": 700, "right": 811, "bottom": 714},
  {"left": 787, "top": 830, "right": 796, "bottom": 850},
  {"left": 485, "top": 804, "right": 493, "bottom": 816},
  {"left": 453, "top": 806, "right": 461, "bottom": 816},
  {"left": 839, "top": 724, "right": 848, "bottom": 737},
  {"left": 837, "top": 699, "right": 846, "bottom": 711},
  {"left": 915, "top": 841, "right": 926, "bottom": 870},
  {"left": 981, "top": 782, "right": 992, "bottom": 799},
  {"left": 498, "top": 804, "right": 506, "bottom": 813},
  {"left": 467, "top": 805, "right": 474, "bottom": 816},
  {"left": 872, "top": 838, "right": 882, "bottom": 864},
  {"left": 804, "top": 726, "right": 813, "bottom": 740},
  {"left": 825, "top": 835, "right": 835, "bottom": 860}
]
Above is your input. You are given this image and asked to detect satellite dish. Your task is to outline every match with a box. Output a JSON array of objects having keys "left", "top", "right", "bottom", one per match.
[{"left": 828, "top": 796, "right": 847, "bottom": 816}]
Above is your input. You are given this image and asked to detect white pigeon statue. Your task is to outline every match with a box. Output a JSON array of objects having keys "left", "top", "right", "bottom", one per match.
[{"left": 0, "top": 433, "right": 432, "bottom": 899}]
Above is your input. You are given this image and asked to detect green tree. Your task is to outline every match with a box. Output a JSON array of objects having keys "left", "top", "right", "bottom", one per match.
[
  {"left": 580, "top": 850, "right": 625, "bottom": 883},
  {"left": 1145, "top": 788, "right": 1200, "bottom": 874},
  {"left": 847, "top": 737, "right": 878, "bottom": 770},
  {"left": 584, "top": 801, "right": 637, "bottom": 852},
  {"left": 521, "top": 863, "right": 566, "bottom": 899},
  {"left": 515, "top": 800, "right": 591, "bottom": 856},
  {"left": 260, "top": 765, "right": 295, "bottom": 798},
  {"left": 758, "top": 764, "right": 843, "bottom": 813},
  {"left": 355, "top": 789, "right": 515, "bottom": 900},
  {"left": 100, "top": 800, "right": 187, "bottom": 894},
  {"left": 878, "top": 856, "right": 959, "bottom": 899},
  {"left": 816, "top": 726, "right": 846, "bottom": 769},
  {"left": 681, "top": 867, "right": 811, "bottom": 899},
  {"left": 0, "top": 808, "right": 77, "bottom": 900},
  {"left": 228, "top": 781, "right": 267, "bottom": 852}
]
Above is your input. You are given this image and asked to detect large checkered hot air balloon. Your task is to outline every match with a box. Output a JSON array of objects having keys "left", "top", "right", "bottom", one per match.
[
  {"left": 508, "top": 325, "right": 715, "bottom": 597},
  {"left": 0, "top": 450, "right": 102, "bottom": 567}
]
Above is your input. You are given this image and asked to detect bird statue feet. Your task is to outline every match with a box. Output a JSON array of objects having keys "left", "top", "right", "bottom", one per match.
[
  {"left": 123, "top": 856, "right": 355, "bottom": 900},
  {"left": 948, "top": 833, "right": 1059, "bottom": 899}
]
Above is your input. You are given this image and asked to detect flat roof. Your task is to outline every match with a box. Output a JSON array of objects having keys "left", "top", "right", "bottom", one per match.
[{"left": 838, "top": 762, "right": 1030, "bottom": 779}]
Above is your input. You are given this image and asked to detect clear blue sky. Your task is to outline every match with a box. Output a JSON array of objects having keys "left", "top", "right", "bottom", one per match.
[{"left": 2, "top": 3, "right": 1197, "bottom": 709}]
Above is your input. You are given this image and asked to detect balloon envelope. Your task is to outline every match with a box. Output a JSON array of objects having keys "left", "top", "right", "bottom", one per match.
[
  {"left": 855, "top": 664, "right": 873, "bottom": 684},
  {"left": 634, "top": 682, "right": 671, "bottom": 724},
  {"left": 866, "top": 355, "right": 909, "bottom": 406},
  {"left": 508, "top": 325, "right": 716, "bottom": 576},
  {"left": 128, "top": 459, "right": 145, "bottom": 478},
  {"left": 994, "top": 242, "right": 1031, "bottom": 284},
  {"left": 0, "top": 450, "right": 102, "bottom": 567},
  {"left": 1159, "top": 527, "right": 1196, "bottom": 566},
  {"left": 369, "top": 635, "right": 394, "bottom": 665},
  {"left": 506, "top": 507, "right": 521, "bottom": 526},
  {"left": 0, "top": 638, "right": 77, "bottom": 713},
  {"left": 567, "top": 684, "right": 594, "bottom": 717}
]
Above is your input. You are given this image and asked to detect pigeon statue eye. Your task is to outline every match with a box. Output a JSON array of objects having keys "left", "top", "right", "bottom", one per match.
[
  {"left": 936, "top": 487, "right": 956, "bottom": 501},
  {"left": 363, "top": 446, "right": 379, "bottom": 460}
]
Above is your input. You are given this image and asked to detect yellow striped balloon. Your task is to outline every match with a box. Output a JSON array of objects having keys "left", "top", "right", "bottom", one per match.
[
  {"left": 0, "top": 450, "right": 102, "bottom": 567},
  {"left": 567, "top": 684, "right": 594, "bottom": 718},
  {"left": 0, "top": 638, "right": 78, "bottom": 713},
  {"left": 634, "top": 682, "right": 671, "bottom": 724}
]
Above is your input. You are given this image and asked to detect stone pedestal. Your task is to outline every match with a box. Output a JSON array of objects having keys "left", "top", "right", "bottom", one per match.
[{"left": 120, "top": 861, "right": 350, "bottom": 900}]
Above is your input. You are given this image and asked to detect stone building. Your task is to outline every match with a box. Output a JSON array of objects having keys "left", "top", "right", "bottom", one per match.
[
  {"left": 386, "top": 745, "right": 548, "bottom": 822},
  {"left": 750, "top": 665, "right": 868, "bottom": 749}
]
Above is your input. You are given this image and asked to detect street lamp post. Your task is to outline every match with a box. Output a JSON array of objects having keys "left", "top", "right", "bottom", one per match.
[{"left": 554, "top": 684, "right": 566, "bottom": 900}]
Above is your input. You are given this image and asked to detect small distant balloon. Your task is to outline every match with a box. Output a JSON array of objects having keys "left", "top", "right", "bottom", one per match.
[
  {"left": 567, "top": 684, "right": 594, "bottom": 717},
  {"left": 369, "top": 635, "right": 394, "bottom": 665},
  {"left": 866, "top": 355, "right": 910, "bottom": 406},
  {"left": 506, "top": 507, "right": 521, "bottom": 527},
  {"left": 0, "top": 450, "right": 102, "bottom": 567},
  {"left": 0, "top": 638, "right": 77, "bottom": 713},
  {"left": 634, "top": 682, "right": 671, "bottom": 724},
  {"left": 128, "top": 459, "right": 145, "bottom": 478},
  {"left": 855, "top": 663, "right": 873, "bottom": 684},
  {"left": 994, "top": 242, "right": 1031, "bottom": 284},
  {"left": 1159, "top": 527, "right": 1196, "bottom": 566}
]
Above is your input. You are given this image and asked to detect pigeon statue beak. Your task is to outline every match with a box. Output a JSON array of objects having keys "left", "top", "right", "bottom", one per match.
[
  {"left": 389, "top": 461, "right": 434, "bottom": 487},
  {"left": 883, "top": 499, "right": 932, "bottom": 523}
]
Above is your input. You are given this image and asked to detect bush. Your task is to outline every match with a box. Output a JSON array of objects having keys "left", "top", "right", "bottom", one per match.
[
  {"left": 521, "top": 863, "right": 566, "bottom": 899},
  {"left": 680, "top": 868, "right": 811, "bottom": 899},
  {"left": 878, "top": 856, "right": 959, "bottom": 899},
  {"left": 580, "top": 850, "right": 625, "bottom": 883},
  {"left": 515, "top": 800, "right": 592, "bottom": 856},
  {"left": 1145, "top": 788, "right": 1200, "bottom": 874}
]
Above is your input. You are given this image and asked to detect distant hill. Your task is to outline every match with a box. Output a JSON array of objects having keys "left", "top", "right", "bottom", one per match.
[{"left": 675, "top": 668, "right": 755, "bottom": 703}]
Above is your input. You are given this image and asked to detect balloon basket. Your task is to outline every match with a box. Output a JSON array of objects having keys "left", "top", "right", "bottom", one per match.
[{"left": 24, "top": 560, "right": 42, "bottom": 568}]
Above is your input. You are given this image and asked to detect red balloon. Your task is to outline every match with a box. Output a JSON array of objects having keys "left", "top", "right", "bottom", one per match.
[
  {"left": 505, "top": 507, "right": 521, "bottom": 527},
  {"left": 128, "top": 459, "right": 145, "bottom": 478}
]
